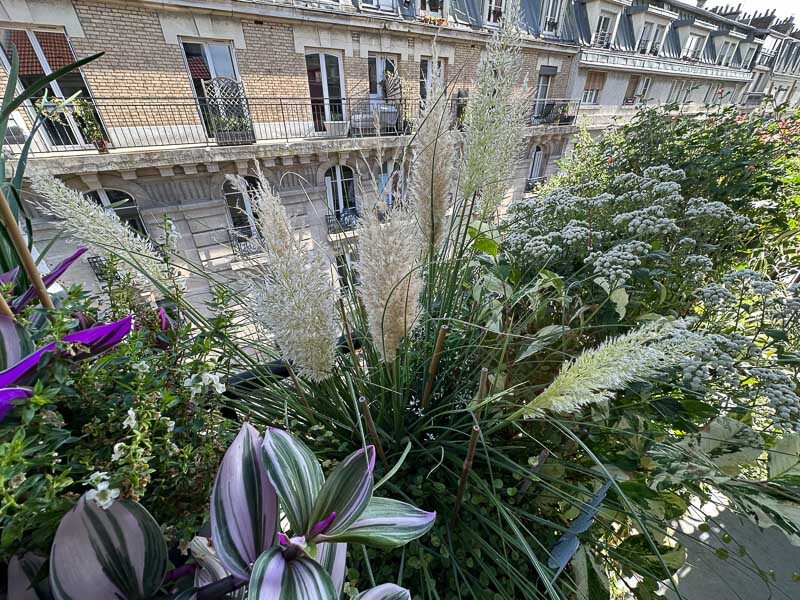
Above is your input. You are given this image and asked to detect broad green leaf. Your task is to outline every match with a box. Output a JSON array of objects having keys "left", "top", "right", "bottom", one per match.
[
  {"left": 0, "top": 315, "right": 34, "bottom": 371},
  {"left": 516, "top": 325, "right": 570, "bottom": 363},
  {"left": 261, "top": 427, "right": 324, "bottom": 534},
  {"left": 473, "top": 237, "right": 499, "bottom": 256},
  {"left": 248, "top": 548, "right": 336, "bottom": 600},
  {"left": 309, "top": 446, "right": 375, "bottom": 538},
  {"left": 321, "top": 497, "right": 435, "bottom": 548},
  {"left": 211, "top": 423, "right": 278, "bottom": 580},
  {"left": 610, "top": 286, "right": 629, "bottom": 319},
  {"left": 49, "top": 495, "right": 167, "bottom": 600},
  {"left": 699, "top": 417, "right": 762, "bottom": 476},
  {"left": 353, "top": 583, "right": 411, "bottom": 600},
  {"left": 768, "top": 434, "right": 800, "bottom": 480}
]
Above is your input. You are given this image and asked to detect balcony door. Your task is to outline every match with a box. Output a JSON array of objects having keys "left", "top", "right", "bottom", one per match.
[
  {"left": 0, "top": 29, "right": 95, "bottom": 151},
  {"left": 325, "top": 165, "right": 357, "bottom": 226},
  {"left": 181, "top": 41, "right": 239, "bottom": 138},
  {"left": 533, "top": 73, "right": 552, "bottom": 118},
  {"left": 527, "top": 145, "right": 544, "bottom": 190},
  {"left": 368, "top": 55, "right": 396, "bottom": 108},
  {"left": 306, "top": 53, "right": 345, "bottom": 132}
]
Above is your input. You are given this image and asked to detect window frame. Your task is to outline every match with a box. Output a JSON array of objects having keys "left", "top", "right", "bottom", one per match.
[
  {"left": 85, "top": 189, "right": 148, "bottom": 237},
  {"left": 541, "top": 0, "right": 563, "bottom": 35},
  {"left": 223, "top": 176, "right": 260, "bottom": 239}
]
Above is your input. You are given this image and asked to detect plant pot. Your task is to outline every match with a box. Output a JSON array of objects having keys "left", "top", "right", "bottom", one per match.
[
  {"left": 324, "top": 120, "right": 350, "bottom": 137},
  {"left": 93, "top": 139, "right": 109, "bottom": 153},
  {"left": 215, "top": 129, "right": 256, "bottom": 146}
]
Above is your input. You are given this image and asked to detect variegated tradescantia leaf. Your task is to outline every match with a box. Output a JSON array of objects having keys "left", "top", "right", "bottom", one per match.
[
  {"left": 248, "top": 547, "right": 337, "bottom": 599},
  {"left": 189, "top": 537, "right": 245, "bottom": 599},
  {"left": 0, "top": 315, "right": 33, "bottom": 372},
  {"left": 8, "top": 553, "right": 49, "bottom": 600},
  {"left": 353, "top": 583, "right": 412, "bottom": 600},
  {"left": 322, "top": 497, "right": 436, "bottom": 548},
  {"left": 316, "top": 542, "right": 347, "bottom": 596},
  {"left": 49, "top": 495, "right": 167, "bottom": 600},
  {"left": 211, "top": 423, "right": 278, "bottom": 580},
  {"left": 309, "top": 446, "right": 375, "bottom": 539},
  {"left": 261, "top": 427, "right": 324, "bottom": 534}
]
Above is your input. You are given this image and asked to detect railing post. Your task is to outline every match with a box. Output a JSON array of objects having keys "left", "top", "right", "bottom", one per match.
[{"left": 279, "top": 98, "right": 289, "bottom": 142}]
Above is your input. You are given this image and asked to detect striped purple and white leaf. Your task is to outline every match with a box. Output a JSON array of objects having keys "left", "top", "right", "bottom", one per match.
[
  {"left": 261, "top": 427, "right": 324, "bottom": 535},
  {"left": 322, "top": 497, "right": 436, "bottom": 548},
  {"left": 7, "top": 553, "right": 49, "bottom": 599},
  {"left": 316, "top": 541, "right": 347, "bottom": 596},
  {"left": 248, "top": 547, "right": 337, "bottom": 600},
  {"left": 0, "top": 315, "right": 33, "bottom": 372},
  {"left": 211, "top": 423, "right": 278, "bottom": 581},
  {"left": 353, "top": 583, "right": 412, "bottom": 600},
  {"left": 308, "top": 446, "right": 375, "bottom": 539},
  {"left": 49, "top": 494, "right": 167, "bottom": 600}
]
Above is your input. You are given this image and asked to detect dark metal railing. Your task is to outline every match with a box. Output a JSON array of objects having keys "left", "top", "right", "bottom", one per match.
[
  {"left": 3, "top": 96, "right": 413, "bottom": 155},
  {"left": 525, "top": 176, "right": 547, "bottom": 192},
  {"left": 529, "top": 99, "right": 581, "bottom": 126},
  {"left": 326, "top": 207, "right": 361, "bottom": 234},
  {"left": 229, "top": 226, "right": 264, "bottom": 258}
]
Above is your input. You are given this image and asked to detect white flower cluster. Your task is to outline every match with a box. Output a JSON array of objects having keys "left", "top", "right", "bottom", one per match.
[
  {"left": 86, "top": 471, "right": 120, "bottom": 510},
  {"left": 750, "top": 368, "right": 800, "bottom": 432},
  {"left": 183, "top": 371, "right": 226, "bottom": 399},
  {"left": 586, "top": 245, "right": 642, "bottom": 286},
  {"left": 612, "top": 205, "right": 680, "bottom": 237},
  {"left": 694, "top": 284, "right": 736, "bottom": 307}
]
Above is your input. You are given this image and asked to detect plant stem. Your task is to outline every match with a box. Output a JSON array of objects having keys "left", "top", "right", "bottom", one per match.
[
  {"left": 0, "top": 187, "right": 54, "bottom": 310},
  {"left": 476, "top": 367, "right": 489, "bottom": 420},
  {"left": 359, "top": 395, "right": 388, "bottom": 469},
  {"left": 421, "top": 324, "right": 448, "bottom": 409},
  {"left": 0, "top": 290, "right": 13, "bottom": 318},
  {"left": 361, "top": 544, "right": 376, "bottom": 588},
  {"left": 451, "top": 424, "right": 480, "bottom": 526}
]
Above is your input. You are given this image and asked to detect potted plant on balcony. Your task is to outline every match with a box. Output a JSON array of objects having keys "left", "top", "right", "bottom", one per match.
[
  {"left": 74, "top": 98, "right": 109, "bottom": 153},
  {"left": 210, "top": 112, "right": 256, "bottom": 146}
]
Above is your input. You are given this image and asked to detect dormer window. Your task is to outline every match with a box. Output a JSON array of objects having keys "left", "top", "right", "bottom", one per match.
[
  {"left": 592, "top": 12, "right": 616, "bottom": 48},
  {"left": 638, "top": 22, "right": 655, "bottom": 53},
  {"left": 683, "top": 33, "right": 706, "bottom": 60},
  {"left": 419, "top": 0, "right": 443, "bottom": 17},
  {"left": 541, "top": 0, "right": 563, "bottom": 35},
  {"left": 716, "top": 40, "right": 737, "bottom": 67},
  {"left": 742, "top": 47, "right": 756, "bottom": 69},
  {"left": 487, "top": 0, "right": 503, "bottom": 24}
]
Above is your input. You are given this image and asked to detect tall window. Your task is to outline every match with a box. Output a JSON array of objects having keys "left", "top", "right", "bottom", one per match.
[
  {"left": 419, "top": 58, "right": 445, "bottom": 107},
  {"left": 592, "top": 13, "right": 615, "bottom": 48},
  {"left": 533, "top": 73, "right": 552, "bottom": 116},
  {"left": 306, "top": 53, "right": 345, "bottom": 132},
  {"left": 582, "top": 71, "right": 606, "bottom": 104},
  {"left": 0, "top": 29, "right": 99, "bottom": 148},
  {"left": 181, "top": 41, "right": 237, "bottom": 98},
  {"left": 650, "top": 24, "right": 666, "bottom": 56},
  {"left": 325, "top": 165, "right": 357, "bottom": 224},
  {"left": 526, "top": 145, "right": 544, "bottom": 191},
  {"left": 379, "top": 160, "right": 400, "bottom": 208},
  {"left": 542, "top": 0, "right": 563, "bottom": 34},
  {"left": 623, "top": 75, "right": 641, "bottom": 105},
  {"left": 716, "top": 40, "right": 736, "bottom": 66},
  {"left": 638, "top": 22, "right": 655, "bottom": 53},
  {"left": 368, "top": 55, "right": 397, "bottom": 105},
  {"left": 486, "top": 0, "right": 503, "bottom": 24},
  {"left": 85, "top": 190, "right": 146, "bottom": 237},
  {"left": 742, "top": 46, "right": 756, "bottom": 69},
  {"left": 223, "top": 176, "right": 259, "bottom": 239},
  {"left": 683, "top": 34, "right": 705, "bottom": 60},
  {"left": 669, "top": 79, "right": 694, "bottom": 104},
  {"left": 638, "top": 77, "right": 653, "bottom": 103}
]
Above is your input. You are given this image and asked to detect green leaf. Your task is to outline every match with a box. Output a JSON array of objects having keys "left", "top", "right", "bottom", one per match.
[
  {"left": 322, "top": 497, "right": 435, "bottom": 548},
  {"left": 248, "top": 548, "right": 336, "bottom": 600},
  {"left": 615, "top": 535, "right": 686, "bottom": 577},
  {"left": 373, "top": 441, "right": 411, "bottom": 492},
  {"left": 261, "top": 428, "right": 324, "bottom": 534},
  {"left": 516, "top": 325, "right": 570, "bottom": 363},
  {"left": 472, "top": 237, "right": 499, "bottom": 256},
  {"left": 768, "top": 434, "right": 800, "bottom": 480},
  {"left": 610, "top": 287, "right": 629, "bottom": 319}
]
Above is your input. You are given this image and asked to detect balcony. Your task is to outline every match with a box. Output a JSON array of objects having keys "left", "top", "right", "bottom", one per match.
[
  {"left": 525, "top": 176, "right": 547, "bottom": 192},
  {"left": 229, "top": 226, "right": 264, "bottom": 259},
  {"left": 3, "top": 96, "right": 414, "bottom": 157},
  {"left": 529, "top": 99, "right": 581, "bottom": 126},
  {"left": 592, "top": 31, "right": 613, "bottom": 49},
  {"left": 326, "top": 207, "right": 361, "bottom": 235}
]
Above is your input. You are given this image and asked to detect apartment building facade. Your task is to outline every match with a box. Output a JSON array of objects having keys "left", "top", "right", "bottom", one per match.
[
  {"left": 0, "top": 0, "right": 795, "bottom": 310},
  {"left": 1, "top": 0, "right": 584, "bottom": 307}
]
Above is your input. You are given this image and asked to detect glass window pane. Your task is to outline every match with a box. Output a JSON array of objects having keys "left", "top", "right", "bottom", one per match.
[{"left": 207, "top": 44, "right": 236, "bottom": 79}]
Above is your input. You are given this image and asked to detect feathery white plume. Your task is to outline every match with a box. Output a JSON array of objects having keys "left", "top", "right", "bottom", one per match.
[
  {"left": 357, "top": 205, "right": 422, "bottom": 362},
  {"left": 409, "top": 49, "right": 457, "bottom": 250},
  {"left": 523, "top": 321, "right": 703, "bottom": 417},
  {"left": 30, "top": 173, "right": 171, "bottom": 290},
  {"left": 232, "top": 169, "right": 340, "bottom": 382},
  {"left": 461, "top": 0, "right": 530, "bottom": 217}
]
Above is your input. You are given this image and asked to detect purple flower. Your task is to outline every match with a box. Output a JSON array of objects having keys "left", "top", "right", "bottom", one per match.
[
  {"left": 158, "top": 306, "right": 171, "bottom": 331},
  {"left": 0, "top": 315, "right": 133, "bottom": 387},
  {"left": 11, "top": 247, "right": 88, "bottom": 313},
  {"left": 0, "top": 387, "right": 32, "bottom": 422}
]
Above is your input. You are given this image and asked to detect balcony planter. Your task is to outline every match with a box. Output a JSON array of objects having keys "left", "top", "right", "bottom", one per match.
[
  {"left": 215, "top": 129, "right": 256, "bottom": 146},
  {"left": 324, "top": 120, "right": 350, "bottom": 137},
  {"left": 210, "top": 113, "right": 256, "bottom": 146}
]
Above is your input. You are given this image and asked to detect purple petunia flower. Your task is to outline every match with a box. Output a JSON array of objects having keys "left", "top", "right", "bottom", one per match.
[{"left": 0, "top": 315, "right": 133, "bottom": 387}]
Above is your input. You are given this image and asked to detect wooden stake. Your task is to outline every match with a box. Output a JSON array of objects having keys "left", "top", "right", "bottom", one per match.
[
  {"left": 451, "top": 425, "right": 480, "bottom": 525},
  {"left": 475, "top": 367, "right": 489, "bottom": 420},
  {"left": 0, "top": 188, "right": 54, "bottom": 310},
  {"left": 421, "top": 324, "right": 448, "bottom": 409},
  {"left": 359, "top": 396, "right": 388, "bottom": 469},
  {"left": 0, "top": 290, "right": 13, "bottom": 318}
]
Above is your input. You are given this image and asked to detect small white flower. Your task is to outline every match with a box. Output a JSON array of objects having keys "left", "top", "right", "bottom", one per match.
[
  {"left": 183, "top": 375, "right": 203, "bottom": 398},
  {"left": 86, "top": 481, "right": 120, "bottom": 510},
  {"left": 123, "top": 408, "right": 137, "bottom": 430},
  {"left": 9, "top": 472, "right": 26, "bottom": 489},
  {"left": 111, "top": 443, "right": 126, "bottom": 462},
  {"left": 166, "top": 420, "right": 175, "bottom": 433},
  {"left": 168, "top": 441, "right": 180, "bottom": 454},
  {"left": 201, "top": 372, "right": 226, "bottom": 394},
  {"left": 88, "top": 471, "right": 109, "bottom": 486},
  {"left": 132, "top": 361, "right": 150, "bottom": 375}
]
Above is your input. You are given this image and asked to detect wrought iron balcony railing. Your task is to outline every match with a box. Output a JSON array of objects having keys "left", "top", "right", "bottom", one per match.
[
  {"left": 529, "top": 99, "right": 581, "bottom": 126},
  {"left": 326, "top": 207, "right": 361, "bottom": 235},
  {"left": 592, "top": 31, "right": 613, "bottom": 48},
  {"left": 3, "top": 96, "right": 414, "bottom": 156},
  {"left": 229, "top": 226, "right": 264, "bottom": 258}
]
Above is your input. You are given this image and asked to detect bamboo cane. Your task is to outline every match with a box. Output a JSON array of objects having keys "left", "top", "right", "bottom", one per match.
[
  {"left": 421, "top": 324, "right": 448, "bottom": 409},
  {"left": 359, "top": 396, "right": 388, "bottom": 469},
  {"left": 0, "top": 187, "right": 54, "bottom": 310},
  {"left": 451, "top": 425, "right": 480, "bottom": 525},
  {"left": 0, "top": 290, "right": 13, "bottom": 318}
]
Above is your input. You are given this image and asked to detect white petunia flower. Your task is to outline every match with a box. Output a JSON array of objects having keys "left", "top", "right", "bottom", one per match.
[
  {"left": 200, "top": 372, "right": 226, "bottom": 394},
  {"left": 132, "top": 361, "right": 150, "bottom": 375},
  {"left": 88, "top": 471, "right": 109, "bottom": 486},
  {"left": 166, "top": 420, "right": 175, "bottom": 433},
  {"left": 111, "top": 443, "right": 126, "bottom": 462},
  {"left": 123, "top": 408, "right": 137, "bottom": 430},
  {"left": 86, "top": 480, "right": 120, "bottom": 510}
]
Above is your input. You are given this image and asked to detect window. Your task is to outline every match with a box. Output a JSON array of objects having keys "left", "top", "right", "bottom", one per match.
[
  {"left": 335, "top": 252, "right": 360, "bottom": 291},
  {"left": 85, "top": 190, "right": 146, "bottom": 237},
  {"left": 669, "top": 79, "right": 694, "bottom": 104},
  {"left": 419, "top": 0, "right": 443, "bottom": 17},
  {"left": 533, "top": 73, "right": 552, "bottom": 116},
  {"left": 526, "top": 145, "right": 545, "bottom": 191},
  {"left": 361, "top": 0, "right": 394, "bottom": 10},
  {"left": 419, "top": 58, "right": 445, "bottom": 107},
  {"left": 638, "top": 77, "right": 652, "bottom": 102},
  {"left": 487, "top": 0, "right": 503, "bottom": 24},
  {"left": 623, "top": 75, "right": 640, "bottom": 105},
  {"left": 650, "top": 24, "right": 666, "bottom": 55},
  {"left": 742, "top": 47, "right": 756, "bottom": 70},
  {"left": 593, "top": 13, "right": 615, "bottom": 48},
  {"left": 716, "top": 40, "right": 737, "bottom": 66},
  {"left": 379, "top": 160, "right": 401, "bottom": 208},
  {"left": 223, "top": 176, "right": 260, "bottom": 239},
  {"left": 582, "top": 71, "right": 606, "bottom": 104},
  {"left": 0, "top": 29, "right": 100, "bottom": 149},
  {"left": 683, "top": 33, "right": 705, "bottom": 60},
  {"left": 181, "top": 41, "right": 237, "bottom": 99},
  {"left": 638, "top": 22, "right": 655, "bottom": 53},
  {"left": 368, "top": 55, "right": 397, "bottom": 105},
  {"left": 306, "top": 53, "right": 345, "bottom": 132},
  {"left": 542, "top": 0, "right": 563, "bottom": 34},
  {"left": 325, "top": 165, "right": 357, "bottom": 227}
]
